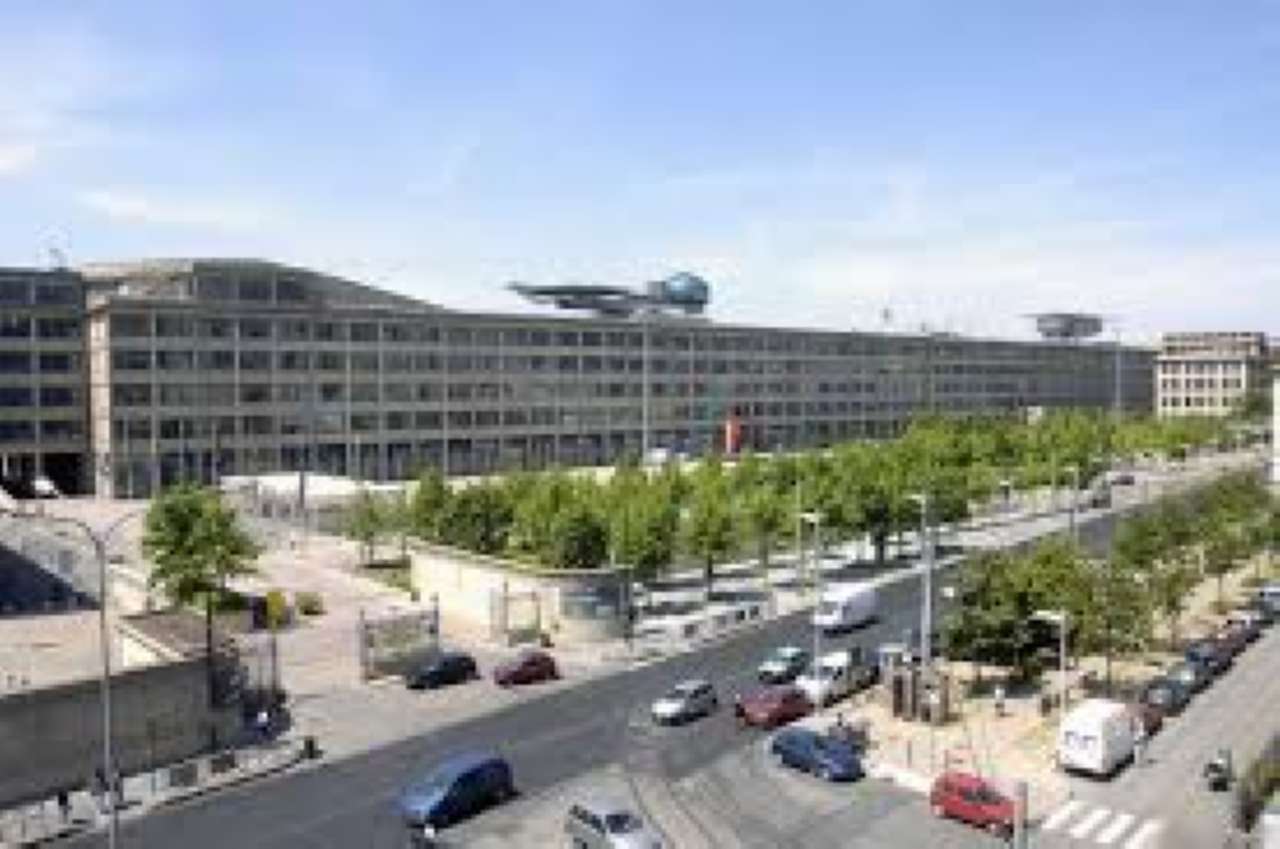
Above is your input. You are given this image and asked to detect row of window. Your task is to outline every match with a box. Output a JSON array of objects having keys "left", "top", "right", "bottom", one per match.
[
  {"left": 1159, "top": 378, "right": 1245, "bottom": 391},
  {"left": 0, "top": 316, "right": 82, "bottom": 339},
  {"left": 1158, "top": 360, "right": 1251, "bottom": 374},
  {"left": 0, "top": 419, "right": 83, "bottom": 443},
  {"left": 0, "top": 386, "right": 78, "bottom": 407},
  {"left": 0, "top": 352, "right": 81, "bottom": 374},
  {"left": 0, "top": 278, "right": 80, "bottom": 306}
]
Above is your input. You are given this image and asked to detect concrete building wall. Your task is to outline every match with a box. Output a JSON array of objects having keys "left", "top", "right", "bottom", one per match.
[
  {"left": 1156, "top": 331, "right": 1271, "bottom": 418},
  {"left": 0, "top": 658, "right": 237, "bottom": 807}
]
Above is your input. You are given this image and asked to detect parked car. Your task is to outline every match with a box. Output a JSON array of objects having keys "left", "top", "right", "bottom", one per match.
[
  {"left": 492, "top": 649, "right": 559, "bottom": 686},
  {"left": 734, "top": 685, "right": 812, "bottom": 729},
  {"left": 795, "top": 648, "right": 873, "bottom": 707},
  {"left": 1225, "top": 610, "right": 1264, "bottom": 642},
  {"left": 405, "top": 651, "right": 478, "bottom": 690},
  {"left": 397, "top": 752, "right": 514, "bottom": 831},
  {"left": 1166, "top": 660, "right": 1212, "bottom": 694},
  {"left": 650, "top": 679, "right": 718, "bottom": 725},
  {"left": 1057, "top": 699, "right": 1135, "bottom": 777},
  {"left": 1184, "top": 639, "right": 1231, "bottom": 677},
  {"left": 812, "top": 583, "right": 878, "bottom": 633},
  {"left": 757, "top": 646, "right": 810, "bottom": 684},
  {"left": 769, "top": 727, "right": 863, "bottom": 782},
  {"left": 565, "top": 796, "right": 665, "bottom": 849},
  {"left": 1140, "top": 676, "right": 1191, "bottom": 717},
  {"left": 1105, "top": 471, "right": 1136, "bottom": 487},
  {"left": 1241, "top": 597, "right": 1278, "bottom": 626},
  {"left": 929, "top": 772, "right": 1014, "bottom": 838},
  {"left": 1127, "top": 702, "right": 1163, "bottom": 738},
  {"left": 1213, "top": 624, "right": 1250, "bottom": 658}
]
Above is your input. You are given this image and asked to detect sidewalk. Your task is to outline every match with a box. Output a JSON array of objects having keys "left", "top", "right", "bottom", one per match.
[{"left": 0, "top": 737, "right": 307, "bottom": 848}]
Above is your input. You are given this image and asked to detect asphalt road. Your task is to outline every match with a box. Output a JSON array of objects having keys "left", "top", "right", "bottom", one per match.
[{"left": 72, "top": 507, "right": 1135, "bottom": 849}]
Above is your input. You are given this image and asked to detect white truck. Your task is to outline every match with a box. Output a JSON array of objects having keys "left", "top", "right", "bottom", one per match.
[
  {"left": 1057, "top": 699, "right": 1136, "bottom": 777},
  {"left": 812, "top": 583, "right": 877, "bottom": 633},
  {"left": 795, "top": 648, "right": 874, "bottom": 707}
]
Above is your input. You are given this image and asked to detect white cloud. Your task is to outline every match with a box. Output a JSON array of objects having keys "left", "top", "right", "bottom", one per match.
[
  {"left": 0, "top": 143, "right": 38, "bottom": 175},
  {"left": 77, "top": 189, "right": 271, "bottom": 232}
]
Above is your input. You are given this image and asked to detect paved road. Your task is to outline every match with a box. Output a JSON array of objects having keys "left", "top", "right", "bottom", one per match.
[
  {"left": 1034, "top": 623, "right": 1280, "bottom": 849},
  {"left": 63, "top": 501, "right": 1145, "bottom": 849}
]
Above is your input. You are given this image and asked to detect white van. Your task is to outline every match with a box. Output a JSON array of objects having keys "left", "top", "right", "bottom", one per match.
[
  {"left": 1057, "top": 699, "right": 1136, "bottom": 777},
  {"left": 795, "top": 648, "right": 873, "bottom": 706},
  {"left": 812, "top": 583, "right": 877, "bottom": 633}
]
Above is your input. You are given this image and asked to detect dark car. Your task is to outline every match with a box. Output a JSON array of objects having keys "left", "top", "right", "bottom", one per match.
[
  {"left": 492, "top": 649, "right": 559, "bottom": 687},
  {"left": 769, "top": 727, "right": 863, "bottom": 782},
  {"left": 1166, "top": 660, "right": 1212, "bottom": 694},
  {"left": 1225, "top": 611, "right": 1263, "bottom": 643},
  {"left": 734, "top": 685, "right": 812, "bottom": 729},
  {"left": 1184, "top": 639, "right": 1231, "bottom": 677},
  {"left": 397, "top": 752, "right": 514, "bottom": 831},
  {"left": 406, "top": 651, "right": 479, "bottom": 690},
  {"left": 930, "top": 772, "right": 1015, "bottom": 838},
  {"left": 1213, "top": 624, "right": 1249, "bottom": 658},
  {"left": 1242, "top": 598, "right": 1278, "bottom": 626},
  {"left": 1127, "top": 702, "right": 1163, "bottom": 738},
  {"left": 1107, "top": 471, "right": 1137, "bottom": 487},
  {"left": 1140, "top": 677, "right": 1191, "bottom": 717}
]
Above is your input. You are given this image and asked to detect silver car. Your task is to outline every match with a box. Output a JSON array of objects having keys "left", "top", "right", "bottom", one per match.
[
  {"left": 566, "top": 798, "right": 665, "bottom": 849},
  {"left": 650, "top": 679, "right": 718, "bottom": 725}
]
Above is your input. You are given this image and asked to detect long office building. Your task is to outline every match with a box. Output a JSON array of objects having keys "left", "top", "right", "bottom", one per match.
[{"left": 0, "top": 258, "right": 1154, "bottom": 498}]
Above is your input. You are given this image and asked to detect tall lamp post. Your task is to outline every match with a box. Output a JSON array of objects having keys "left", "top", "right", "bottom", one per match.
[
  {"left": 800, "top": 511, "right": 824, "bottom": 664},
  {"left": 908, "top": 492, "right": 934, "bottom": 668},
  {"left": 2, "top": 506, "right": 147, "bottom": 849},
  {"left": 1063, "top": 464, "right": 1080, "bottom": 542}
]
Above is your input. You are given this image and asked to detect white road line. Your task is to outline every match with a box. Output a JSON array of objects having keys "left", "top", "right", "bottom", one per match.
[
  {"left": 1069, "top": 807, "right": 1112, "bottom": 840},
  {"left": 1096, "top": 812, "right": 1135, "bottom": 845},
  {"left": 1041, "top": 799, "right": 1084, "bottom": 832},
  {"left": 1122, "top": 820, "right": 1164, "bottom": 849}
]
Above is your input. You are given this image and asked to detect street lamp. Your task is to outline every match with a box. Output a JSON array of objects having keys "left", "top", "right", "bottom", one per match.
[
  {"left": 1032, "top": 609, "right": 1069, "bottom": 719},
  {"left": 1063, "top": 465, "right": 1080, "bottom": 542},
  {"left": 908, "top": 492, "right": 934, "bottom": 668},
  {"left": 0, "top": 506, "right": 146, "bottom": 849},
  {"left": 800, "top": 511, "right": 824, "bottom": 665}
]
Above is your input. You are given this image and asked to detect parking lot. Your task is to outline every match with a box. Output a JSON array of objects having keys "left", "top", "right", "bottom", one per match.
[{"left": 442, "top": 730, "right": 1014, "bottom": 848}]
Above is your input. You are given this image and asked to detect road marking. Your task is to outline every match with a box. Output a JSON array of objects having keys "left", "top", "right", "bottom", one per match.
[
  {"left": 1069, "top": 806, "right": 1111, "bottom": 839},
  {"left": 1041, "top": 799, "right": 1084, "bottom": 832},
  {"left": 1122, "top": 820, "right": 1164, "bottom": 849},
  {"left": 1096, "top": 812, "right": 1135, "bottom": 844}
]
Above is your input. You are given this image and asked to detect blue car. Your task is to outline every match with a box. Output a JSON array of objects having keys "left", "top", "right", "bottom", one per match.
[
  {"left": 769, "top": 727, "right": 863, "bottom": 782},
  {"left": 397, "top": 752, "right": 515, "bottom": 831}
]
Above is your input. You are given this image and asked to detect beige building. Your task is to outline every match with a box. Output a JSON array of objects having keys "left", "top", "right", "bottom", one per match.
[
  {"left": 1155, "top": 331, "right": 1271, "bottom": 418},
  {"left": 1, "top": 258, "right": 1156, "bottom": 497}
]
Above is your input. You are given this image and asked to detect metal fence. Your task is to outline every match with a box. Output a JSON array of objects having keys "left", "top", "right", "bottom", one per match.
[{"left": 357, "top": 601, "right": 440, "bottom": 681}]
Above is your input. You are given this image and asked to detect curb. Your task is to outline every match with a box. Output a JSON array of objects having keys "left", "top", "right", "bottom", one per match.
[{"left": 148, "top": 750, "right": 308, "bottom": 812}]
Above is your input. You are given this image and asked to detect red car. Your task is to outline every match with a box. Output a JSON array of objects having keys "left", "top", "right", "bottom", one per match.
[
  {"left": 734, "top": 685, "right": 812, "bottom": 729},
  {"left": 930, "top": 772, "right": 1014, "bottom": 838},
  {"left": 492, "top": 649, "right": 559, "bottom": 686}
]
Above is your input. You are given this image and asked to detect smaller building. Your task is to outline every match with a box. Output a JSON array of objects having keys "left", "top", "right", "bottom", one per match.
[{"left": 1155, "top": 331, "right": 1271, "bottom": 418}]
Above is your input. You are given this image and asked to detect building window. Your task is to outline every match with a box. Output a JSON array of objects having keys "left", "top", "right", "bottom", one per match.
[
  {"left": 318, "top": 352, "right": 346, "bottom": 371},
  {"left": 39, "top": 386, "right": 75, "bottom": 407},
  {"left": 0, "top": 316, "right": 31, "bottom": 338},
  {"left": 279, "top": 320, "right": 311, "bottom": 341},
  {"left": 196, "top": 274, "right": 235, "bottom": 301},
  {"left": 351, "top": 412, "right": 378, "bottom": 432},
  {"left": 276, "top": 275, "right": 308, "bottom": 303},
  {"left": 350, "top": 352, "right": 379, "bottom": 371},
  {"left": 350, "top": 322, "right": 377, "bottom": 343},
  {"left": 41, "top": 420, "right": 82, "bottom": 440},
  {"left": 39, "top": 353, "right": 76, "bottom": 373},
  {"left": 155, "top": 315, "right": 193, "bottom": 337},
  {"left": 112, "top": 384, "right": 152, "bottom": 407},
  {"left": 240, "top": 318, "right": 273, "bottom": 340},
  {"left": 0, "top": 280, "right": 31, "bottom": 304},
  {"left": 0, "top": 387, "right": 33, "bottom": 407},
  {"left": 352, "top": 384, "right": 379, "bottom": 403},
  {"left": 239, "top": 350, "right": 272, "bottom": 371},
  {"left": 157, "top": 350, "right": 194, "bottom": 370},
  {"left": 197, "top": 350, "right": 235, "bottom": 370},
  {"left": 238, "top": 275, "right": 273, "bottom": 302},
  {"left": 0, "top": 421, "right": 35, "bottom": 442},
  {"left": 200, "top": 318, "right": 235, "bottom": 339},
  {"left": 36, "top": 317, "right": 80, "bottom": 339},
  {"left": 240, "top": 384, "right": 273, "bottom": 404},
  {"left": 0, "top": 352, "right": 32, "bottom": 373},
  {"left": 316, "top": 321, "right": 346, "bottom": 342},
  {"left": 278, "top": 351, "right": 311, "bottom": 370}
]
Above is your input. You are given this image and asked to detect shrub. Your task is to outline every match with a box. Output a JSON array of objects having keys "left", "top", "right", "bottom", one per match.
[
  {"left": 295, "top": 591, "right": 325, "bottom": 617},
  {"left": 264, "top": 588, "right": 291, "bottom": 629}
]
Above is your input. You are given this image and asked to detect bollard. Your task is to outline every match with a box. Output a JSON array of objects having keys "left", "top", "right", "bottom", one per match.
[
  {"left": 303, "top": 735, "right": 321, "bottom": 760},
  {"left": 1013, "top": 780, "right": 1029, "bottom": 849}
]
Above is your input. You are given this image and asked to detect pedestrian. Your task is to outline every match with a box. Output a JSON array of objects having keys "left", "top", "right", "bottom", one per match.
[
  {"left": 256, "top": 707, "right": 272, "bottom": 743},
  {"left": 56, "top": 790, "right": 70, "bottom": 823}
]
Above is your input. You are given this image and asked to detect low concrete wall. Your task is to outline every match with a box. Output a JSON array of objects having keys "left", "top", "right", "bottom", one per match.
[
  {"left": 409, "top": 544, "right": 626, "bottom": 644},
  {"left": 0, "top": 658, "right": 238, "bottom": 808}
]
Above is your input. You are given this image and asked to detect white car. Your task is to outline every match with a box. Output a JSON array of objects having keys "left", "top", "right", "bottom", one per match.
[
  {"left": 650, "top": 679, "right": 718, "bottom": 725},
  {"left": 757, "top": 646, "right": 809, "bottom": 684},
  {"left": 795, "top": 649, "right": 870, "bottom": 707}
]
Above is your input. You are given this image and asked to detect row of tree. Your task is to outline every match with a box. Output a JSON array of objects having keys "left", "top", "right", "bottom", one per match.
[
  {"left": 943, "top": 469, "right": 1278, "bottom": 680},
  {"left": 345, "top": 411, "right": 1241, "bottom": 587}
]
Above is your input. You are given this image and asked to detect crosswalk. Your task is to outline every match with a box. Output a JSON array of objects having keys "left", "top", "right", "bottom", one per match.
[{"left": 1039, "top": 800, "right": 1165, "bottom": 848}]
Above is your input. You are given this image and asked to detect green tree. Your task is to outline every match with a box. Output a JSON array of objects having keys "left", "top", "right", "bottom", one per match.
[
  {"left": 683, "top": 460, "right": 736, "bottom": 597},
  {"left": 1202, "top": 524, "right": 1247, "bottom": 609},
  {"left": 546, "top": 501, "right": 608, "bottom": 570},
  {"left": 737, "top": 481, "right": 787, "bottom": 578},
  {"left": 438, "top": 482, "right": 513, "bottom": 555},
  {"left": 409, "top": 469, "right": 450, "bottom": 542},
  {"left": 345, "top": 487, "right": 386, "bottom": 565},
  {"left": 143, "top": 484, "right": 261, "bottom": 703}
]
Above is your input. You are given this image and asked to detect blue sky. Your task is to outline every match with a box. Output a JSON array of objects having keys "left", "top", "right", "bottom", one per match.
[{"left": 2, "top": 2, "right": 1278, "bottom": 341}]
